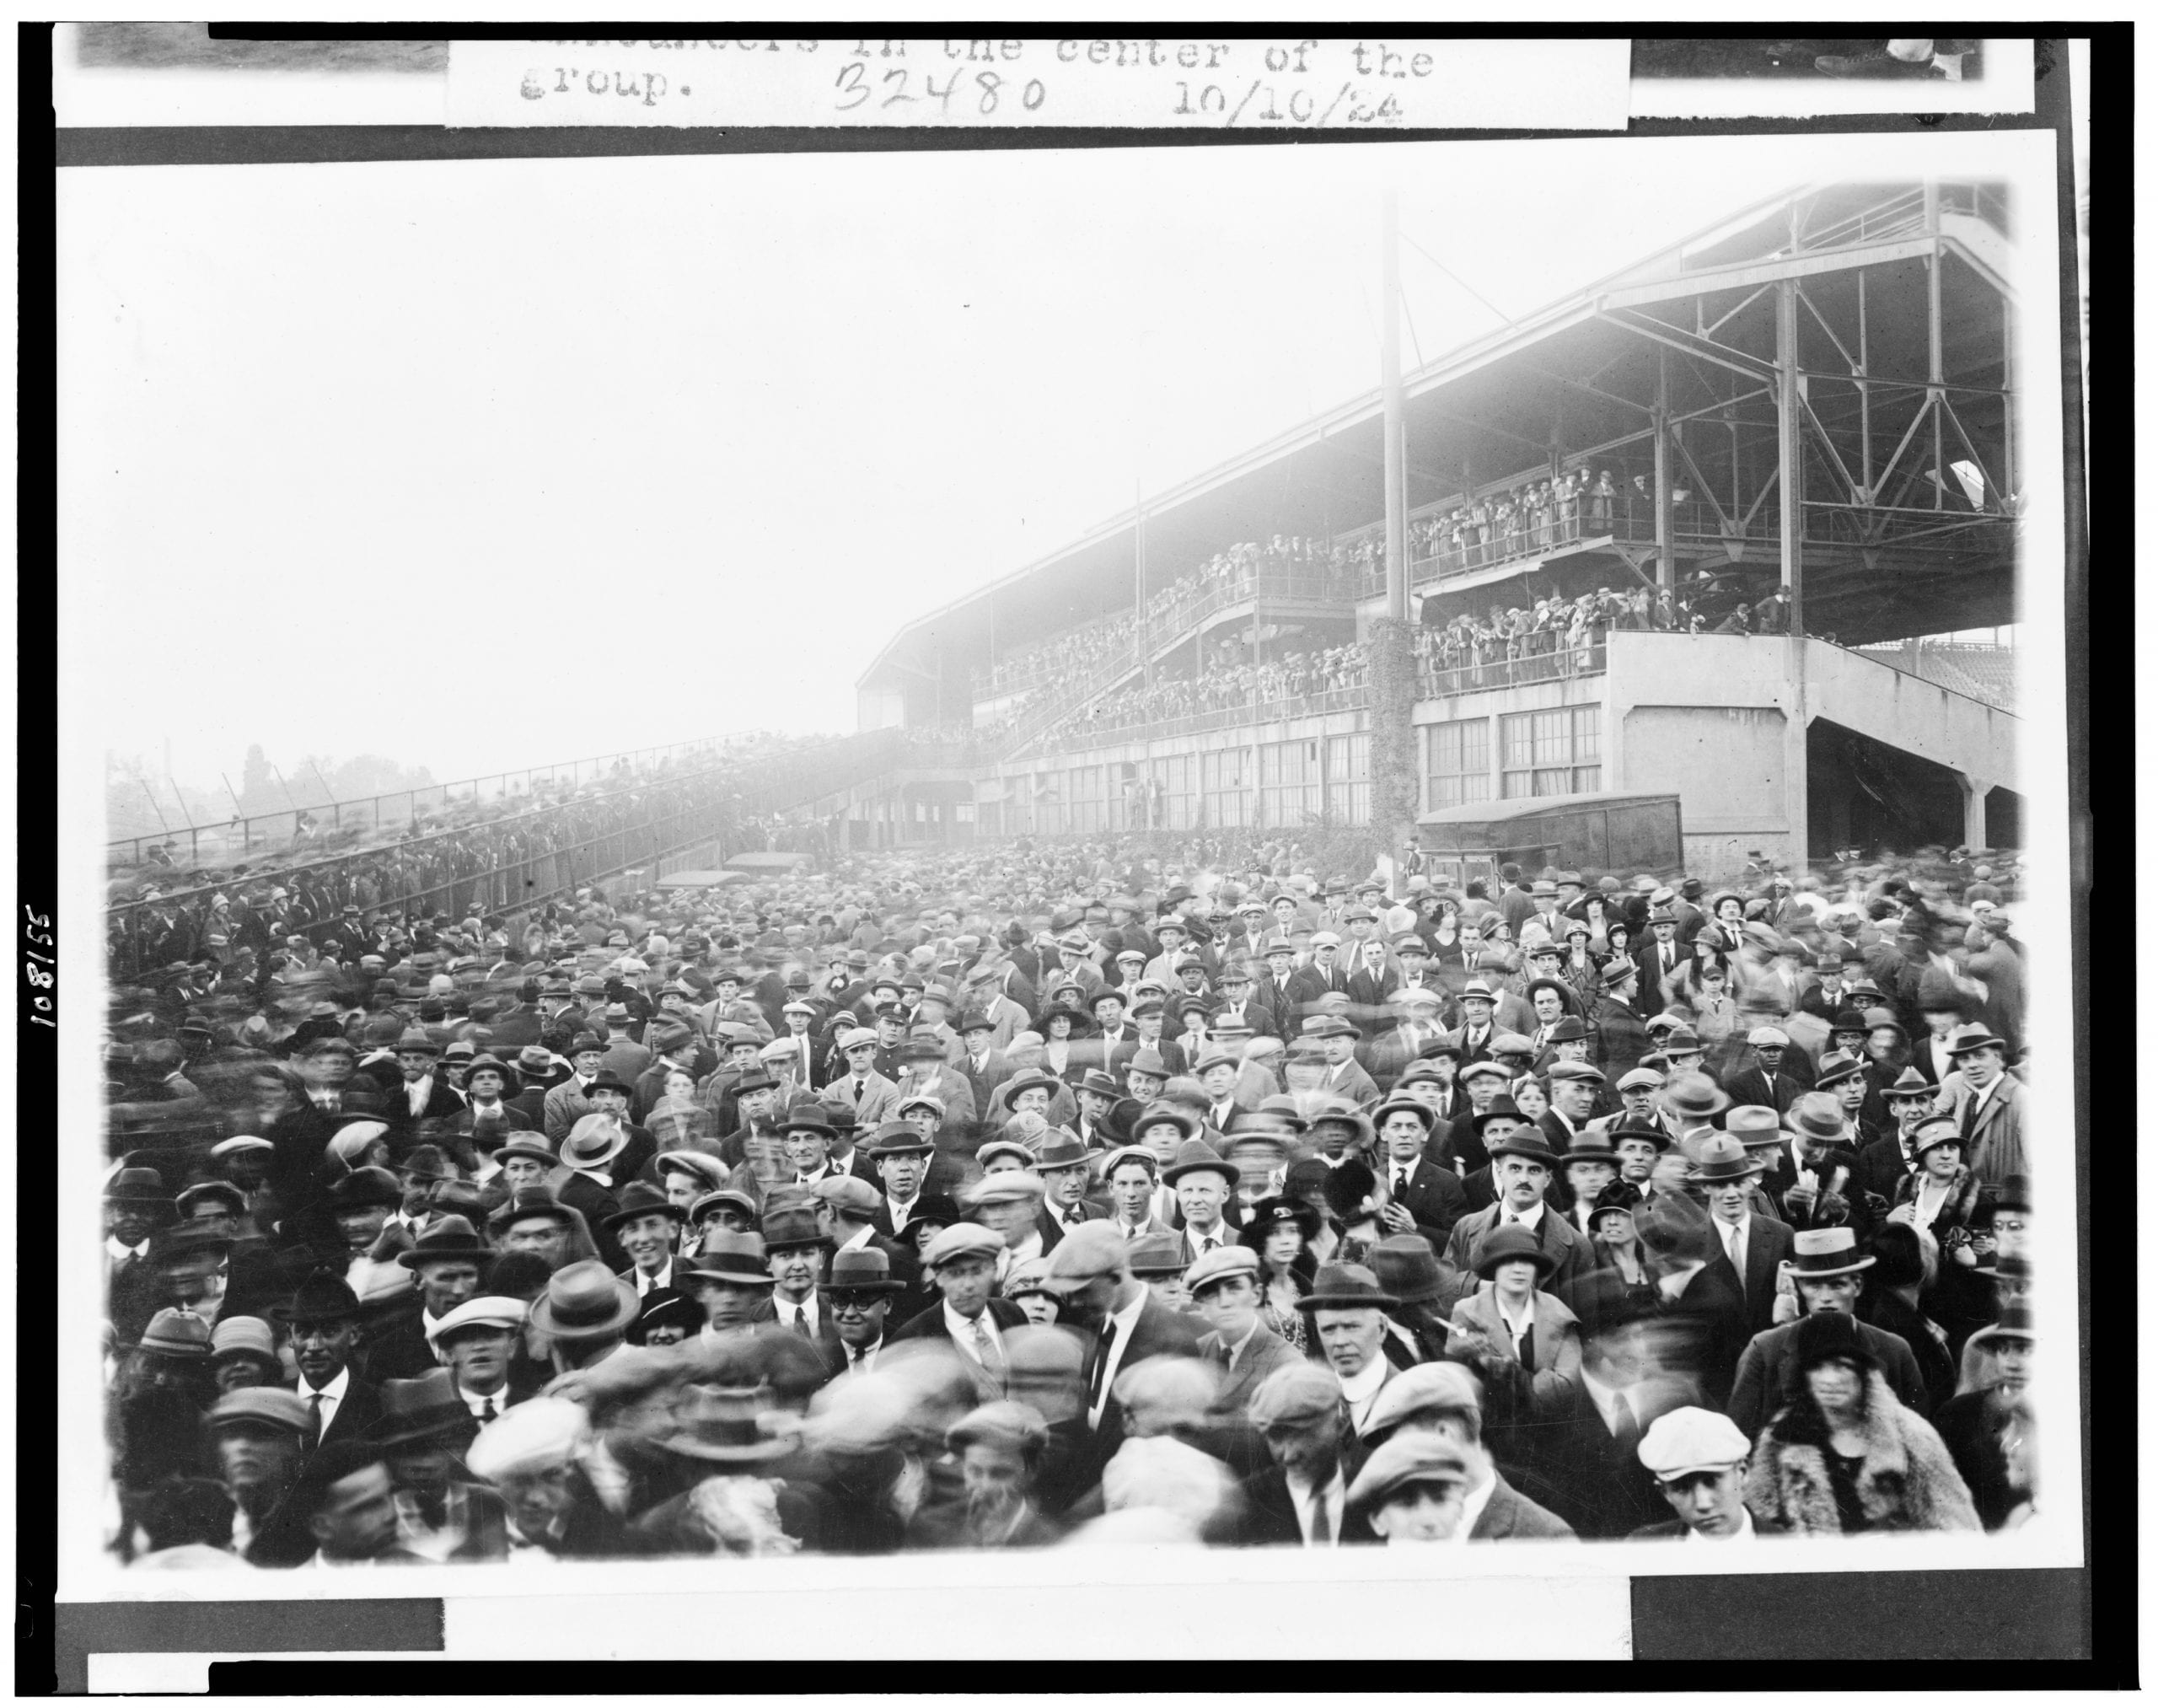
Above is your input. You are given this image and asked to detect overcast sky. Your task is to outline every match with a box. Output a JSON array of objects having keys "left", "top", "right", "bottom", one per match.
[{"left": 59, "top": 130, "right": 2019, "bottom": 790}]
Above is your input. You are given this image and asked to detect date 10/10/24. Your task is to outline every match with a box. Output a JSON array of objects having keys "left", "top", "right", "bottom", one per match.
[{"left": 26, "top": 904, "right": 54, "bottom": 1028}]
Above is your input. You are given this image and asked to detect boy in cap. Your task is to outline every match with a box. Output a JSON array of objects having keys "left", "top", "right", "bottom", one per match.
[{"left": 1629, "top": 1406, "right": 1758, "bottom": 1539}]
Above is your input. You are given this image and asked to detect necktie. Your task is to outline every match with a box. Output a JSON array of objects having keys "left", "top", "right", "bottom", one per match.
[
  {"left": 1395, "top": 1168, "right": 1412, "bottom": 1197},
  {"left": 1726, "top": 1223, "right": 1747, "bottom": 1299},
  {"left": 1307, "top": 1488, "right": 1333, "bottom": 1546},
  {"left": 793, "top": 1306, "right": 814, "bottom": 1340},
  {"left": 307, "top": 1390, "right": 325, "bottom": 1444},
  {"left": 1087, "top": 1320, "right": 1119, "bottom": 1406},
  {"left": 478, "top": 1397, "right": 498, "bottom": 1422},
  {"left": 971, "top": 1317, "right": 1005, "bottom": 1384}
]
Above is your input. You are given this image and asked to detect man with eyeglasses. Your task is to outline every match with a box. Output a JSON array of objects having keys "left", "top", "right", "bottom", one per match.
[{"left": 819, "top": 1247, "right": 905, "bottom": 1374}]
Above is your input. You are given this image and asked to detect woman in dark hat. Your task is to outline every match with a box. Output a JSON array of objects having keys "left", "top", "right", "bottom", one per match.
[
  {"left": 1566, "top": 1181, "right": 1660, "bottom": 1339},
  {"left": 1237, "top": 1194, "right": 1320, "bottom": 1353},
  {"left": 1742, "top": 1311, "right": 1980, "bottom": 1534},
  {"left": 1446, "top": 1224, "right": 1583, "bottom": 1423}
]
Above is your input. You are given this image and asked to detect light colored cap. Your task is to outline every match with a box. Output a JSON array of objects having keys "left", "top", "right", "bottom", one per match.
[
  {"left": 919, "top": 1222, "right": 1004, "bottom": 1269},
  {"left": 1636, "top": 1405, "right": 1753, "bottom": 1480},
  {"left": 1346, "top": 1433, "right": 1475, "bottom": 1514},
  {"left": 204, "top": 1385, "right": 312, "bottom": 1436},
  {"left": 465, "top": 1396, "right": 588, "bottom": 1481},
  {"left": 1184, "top": 1244, "right": 1260, "bottom": 1293},
  {"left": 810, "top": 1174, "right": 881, "bottom": 1217},
  {"left": 1245, "top": 1360, "right": 1344, "bottom": 1429},
  {"left": 1044, "top": 1220, "right": 1130, "bottom": 1282},
  {"left": 1360, "top": 1361, "right": 1483, "bottom": 1438},
  {"left": 427, "top": 1295, "right": 529, "bottom": 1344},
  {"left": 837, "top": 1026, "right": 879, "bottom": 1051},
  {"left": 325, "top": 1120, "right": 390, "bottom": 1163},
  {"left": 1747, "top": 1025, "right": 1790, "bottom": 1047},
  {"left": 207, "top": 1315, "right": 276, "bottom": 1362},
  {"left": 965, "top": 1170, "right": 1045, "bottom": 1206},
  {"left": 208, "top": 1134, "right": 274, "bottom": 1157}
]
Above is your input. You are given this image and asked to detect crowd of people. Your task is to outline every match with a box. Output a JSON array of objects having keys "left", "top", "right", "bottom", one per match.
[
  {"left": 105, "top": 735, "right": 842, "bottom": 984},
  {"left": 1033, "top": 644, "right": 1372, "bottom": 751},
  {"left": 99, "top": 822, "right": 2045, "bottom": 1564},
  {"left": 978, "top": 466, "right": 1713, "bottom": 720}
]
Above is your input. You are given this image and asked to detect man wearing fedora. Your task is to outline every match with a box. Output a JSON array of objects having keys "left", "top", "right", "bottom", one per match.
[
  {"left": 864, "top": 1120, "right": 939, "bottom": 1242},
  {"left": 278, "top": 1270, "right": 384, "bottom": 1453},
  {"left": 1757, "top": 1091, "right": 1875, "bottom": 1235},
  {"left": 1295, "top": 1262, "right": 1404, "bottom": 1447},
  {"left": 606, "top": 1182, "right": 689, "bottom": 1297},
  {"left": 679, "top": 1227, "right": 780, "bottom": 1343},
  {"left": 819, "top": 1246, "right": 907, "bottom": 1374},
  {"left": 363, "top": 1214, "right": 492, "bottom": 1382},
  {"left": 368, "top": 1368, "right": 513, "bottom": 1561},
  {"left": 1725, "top": 1227, "right": 1932, "bottom": 1437},
  {"left": 1688, "top": 1134, "right": 1796, "bottom": 1338},
  {"left": 1933, "top": 1024, "right": 2026, "bottom": 1189},
  {"left": 530, "top": 1259, "right": 641, "bottom": 1374},
  {"left": 1162, "top": 1137, "right": 1242, "bottom": 1265},
  {"left": 1853, "top": 1066, "right": 1945, "bottom": 1202},
  {"left": 551, "top": 1114, "right": 630, "bottom": 1271},
  {"left": 1033, "top": 1131, "right": 1103, "bottom": 1252},
  {"left": 757, "top": 1200, "right": 845, "bottom": 1377},
  {"left": 1443, "top": 1130, "right": 1591, "bottom": 1300}
]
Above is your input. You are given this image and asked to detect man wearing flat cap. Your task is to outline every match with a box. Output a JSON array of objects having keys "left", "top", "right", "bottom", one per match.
[
  {"left": 1629, "top": 1406, "right": 1759, "bottom": 1540},
  {"left": 888, "top": 1222, "right": 1028, "bottom": 1401},
  {"left": 1185, "top": 1243, "right": 1300, "bottom": 1470},
  {"left": 1043, "top": 1222, "right": 1205, "bottom": 1457},
  {"left": 1236, "top": 1362, "right": 1377, "bottom": 1547},
  {"left": 1720, "top": 1026, "right": 1808, "bottom": 1114}
]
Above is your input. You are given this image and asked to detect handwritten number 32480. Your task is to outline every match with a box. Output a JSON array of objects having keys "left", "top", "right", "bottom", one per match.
[{"left": 835, "top": 65, "right": 1044, "bottom": 115}]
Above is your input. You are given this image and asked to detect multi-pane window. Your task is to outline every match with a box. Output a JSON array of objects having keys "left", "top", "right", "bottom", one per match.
[
  {"left": 1325, "top": 733, "right": 1371, "bottom": 824},
  {"left": 1426, "top": 717, "right": 1492, "bottom": 808},
  {"left": 1201, "top": 748, "right": 1248, "bottom": 827},
  {"left": 1259, "top": 739, "right": 1322, "bottom": 825},
  {"left": 1499, "top": 705, "right": 1602, "bottom": 797}
]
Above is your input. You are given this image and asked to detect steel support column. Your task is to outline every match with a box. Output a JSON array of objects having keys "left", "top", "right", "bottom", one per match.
[
  {"left": 1653, "top": 351, "right": 1673, "bottom": 593},
  {"left": 1778, "top": 279, "right": 1809, "bottom": 865}
]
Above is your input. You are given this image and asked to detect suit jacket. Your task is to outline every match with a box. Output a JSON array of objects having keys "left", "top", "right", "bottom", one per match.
[
  {"left": 1719, "top": 1066, "right": 1806, "bottom": 1115},
  {"left": 1449, "top": 1285, "right": 1584, "bottom": 1419},
  {"left": 824, "top": 1069, "right": 901, "bottom": 1130},
  {"left": 542, "top": 1077, "right": 602, "bottom": 1144},
  {"left": 1703, "top": 1212, "right": 1796, "bottom": 1338},
  {"left": 553, "top": 1172, "right": 625, "bottom": 1271},
  {"left": 1726, "top": 1316, "right": 1930, "bottom": 1438},
  {"left": 753, "top": 1296, "right": 849, "bottom": 1381},
  {"left": 1937, "top": 1074, "right": 2026, "bottom": 1189},
  {"left": 1318, "top": 1058, "right": 1382, "bottom": 1109},
  {"left": 1235, "top": 1464, "right": 1380, "bottom": 1547},
  {"left": 888, "top": 1297, "right": 1029, "bottom": 1400},
  {"left": 1466, "top": 1470, "right": 1580, "bottom": 1540},
  {"left": 1379, "top": 1157, "right": 1469, "bottom": 1249},
  {"left": 953, "top": 1047, "right": 1014, "bottom": 1115},
  {"left": 305, "top": 1374, "right": 384, "bottom": 1453},
  {"left": 388, "top": 1075, "right": 465, "bottom": 1131}
]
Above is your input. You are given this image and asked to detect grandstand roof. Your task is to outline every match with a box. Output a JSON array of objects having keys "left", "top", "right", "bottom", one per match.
[{"left": 859, "top": 177, "right": 2018, "bottom": 699}]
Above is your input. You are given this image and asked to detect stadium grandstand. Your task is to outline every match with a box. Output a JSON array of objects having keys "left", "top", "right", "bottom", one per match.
[{"left": 852, "top": 179, "right": 2026, "bottom": 876}]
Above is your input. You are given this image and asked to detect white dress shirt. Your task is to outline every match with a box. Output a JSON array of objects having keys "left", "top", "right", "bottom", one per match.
[
  {"left": 1285, "top": 1468, "right": 1348, "bottom": 1545},
  {"left": 1506, "top": 1200, "right": 1548, "bottom": 1234},
  {"left": 1339, "top": 1354, "right": 1391, "bottom": 1432},
  {"left": 777, "top": 1293, "right": 824, "bottom": 1335},
  {"left": 1684, "top": 1509, "right": 1758, "bottom": 1542},
  {"left": 944, "top": 1301, "right": 1004, "bottom": 1370},
  {"left": 299, "top": 1364, "right": 352, "bottom": 1436},
  {"left": 1087, "top": 1290, "right": 1150, "bottom": 1429}
]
